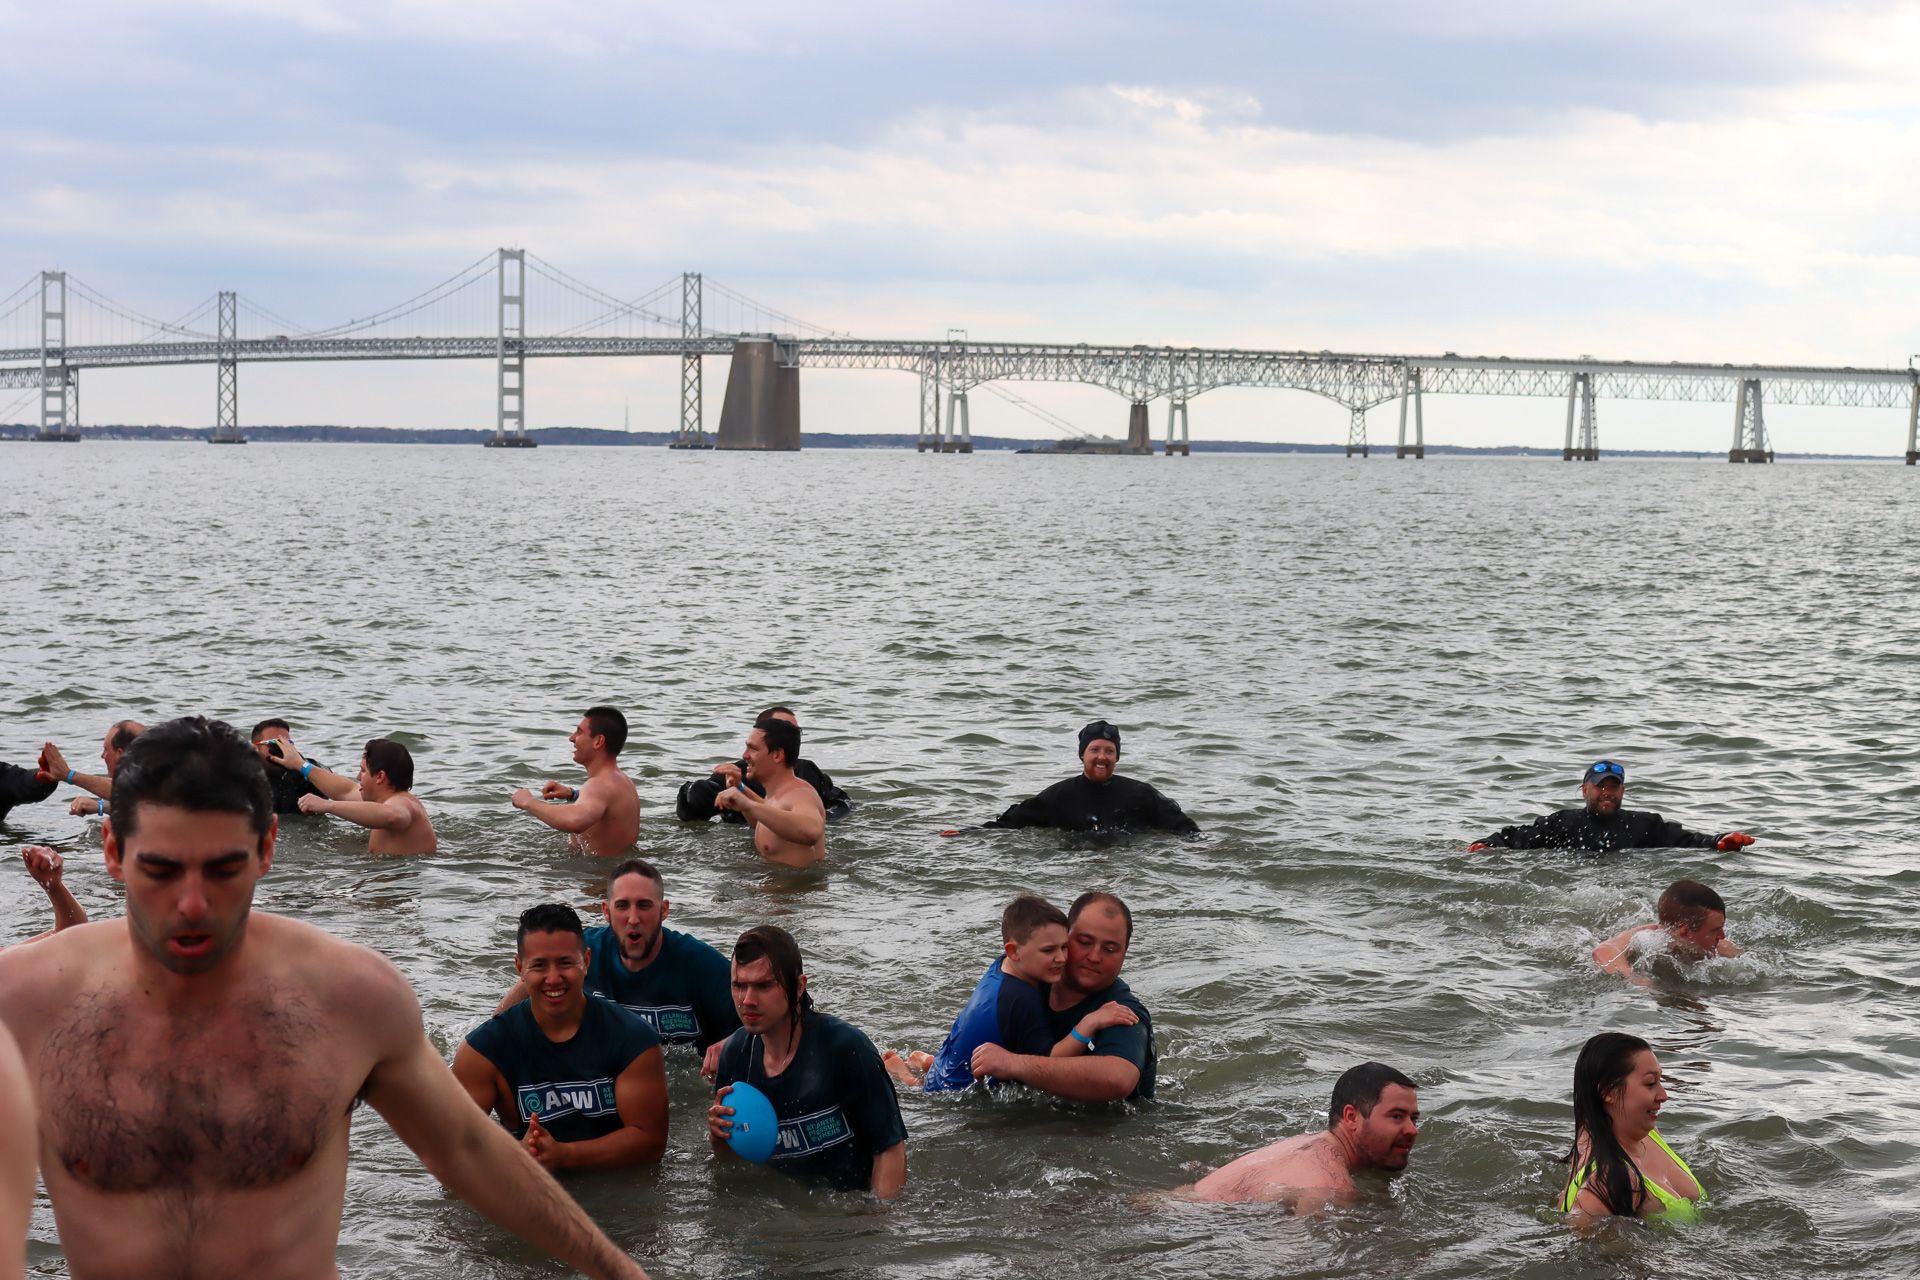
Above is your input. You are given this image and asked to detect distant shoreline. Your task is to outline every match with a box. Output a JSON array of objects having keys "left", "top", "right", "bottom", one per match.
[{"left": 0, "top": 423, "right": 1897, "bottom": 461}]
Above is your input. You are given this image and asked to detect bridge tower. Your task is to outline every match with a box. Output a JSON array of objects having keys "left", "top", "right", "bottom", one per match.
[
  {"left": 485, "top": 248, "right": 535, "bottom": 448},
  {"left": 670, "top": 272, "right": 711, "bottom": 449},
  {"left": 944, "top": 385, "right": 973, "bottom": 452},
  {"left": 1563, "top": 372, "right": 1599, "bottom": 461},
  {"left": 210, "top": 291, "right": 245, "bottom": 444},
  {"left": 1345, "top": 406, "right": 1369, "bottom": 457},
  {"left": 1908, "top": 380, "right": 1918, "bottom": 465},
  {"left": 917, "top": 361, "right": 943, "bottom": 452},
  {"left": 36, "top": 271, "right": 78, "bottom": 442},
  {"left": 1729, "top": 378, "right": 1773, "bottom": 462},
  {"left": 1395, "top": 367, "right": 1425, "bottom": 459},
  {"left": 1164, "top": 398, "right": 1190, "bottom": 455}
]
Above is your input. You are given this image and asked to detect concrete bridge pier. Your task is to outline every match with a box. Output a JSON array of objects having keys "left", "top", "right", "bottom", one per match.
[
  {"left": 942, "top": 388, "right": 972, "bottom": 452},
  {"left": 1563, "top": 372, "right": 1599, "bottom": 461},
  {"left": 1126, "top": 402, "right": 1152, "bottom": 454},
  {"left": 1906, "top": 382, "right": 1917, "bottom": 465},
  {"left": 1729, "top": 378, "right": 1774, "bottom": 462},
  {"left": 717, "top": 337, "right": 800, "bottom": 450},
  {"left": 1396, "top": 368, "right": 1425, "bottom": 459},
  {"left": 1164, "top": 398, "right": 1190, "bottom": 455}
]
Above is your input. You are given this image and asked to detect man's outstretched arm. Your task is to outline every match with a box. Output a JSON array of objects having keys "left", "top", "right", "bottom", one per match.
[
  {"left": 359, "top": 965, "right": 648, "bottom": 1280},
  {"left": 968, "top": 1043, "right": 1140, "bottom": 1103},
  {"left": 511, "top": 788, "right": 609, "bottom": 835}
]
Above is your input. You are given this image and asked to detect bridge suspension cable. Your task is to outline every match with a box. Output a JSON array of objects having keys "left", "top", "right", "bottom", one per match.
[
  {"left": 980, "top": 382, "right": 1091, "bottom": 439},
  {"left": 299, "top": 251, "right": 498, "bottom": 338},
  {"left": 64, "top": 277, "right": 219, "bottom": 343},
  {"left": 523, "top": 253, "right": 682, "bottom": 338},
  {"left": 701, "top": 279, "right": 848, "bottom": 339}
]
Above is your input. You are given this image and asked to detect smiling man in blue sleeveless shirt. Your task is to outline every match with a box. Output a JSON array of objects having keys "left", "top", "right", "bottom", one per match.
[{"left": 456, "top": 903, "right": 668, "bottom": 1170}]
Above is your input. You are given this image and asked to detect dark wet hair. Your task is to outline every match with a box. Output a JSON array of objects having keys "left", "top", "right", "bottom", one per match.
[
  {"left": 759, "top": 705, "right": 797, "bottom": 723},
  {"left": 363, "top": 738, "right": 415, "bottom": 792},
  {"left": 108, "top": 721, "right": 145, "bottom": 753},
  {"left": 733, "top": 924, "right": 815, "bottom": 1029},
  {"left": 1565, "top": 1032, "right": 1655, "bottom": 1217},
  {"left": 1068, "top": 890, "right": 1134, "bottom": 942},
  {"left": 1328, "top": 1061, "right": 1417, "bottom": 1128},
  {"left": 607, "top": 857, "right": 664, "bottom": 898},
  {"left": 583, "top": 705, "right": 628, "bottom": 756},
  {"left": 1657, "top": 880, "right": 1726, "bottom": 929},
  {"left": 1002, "top": 894, "right": 1068, "bottom": 944},
  {"left": 516, "top": 902, "right": 586, "bottom": 952},
  {"left": 754, "top": 717, "right": 801, "bottom": 768},
  {"left": 108, "top": 716, "right": 271, "bottom": 843},
  {"left": 249, "top": 718, "right": 291, "bottom": 741}
]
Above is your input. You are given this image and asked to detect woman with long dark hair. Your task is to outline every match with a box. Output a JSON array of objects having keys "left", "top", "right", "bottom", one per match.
[{"left": 1559, "top": 1032, "right": 1704, "bottom": 1223}]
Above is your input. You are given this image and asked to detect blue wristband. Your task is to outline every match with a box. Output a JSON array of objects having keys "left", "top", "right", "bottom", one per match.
[
  {"left": 1070, "top": 1028, "right": 1094, "bottom": 1048},
  {"left": 66, "top": 769, "right": 75, "bottom": 785},
  {"left": 300, "top": 761, "right": 314, "bottom": 780}
]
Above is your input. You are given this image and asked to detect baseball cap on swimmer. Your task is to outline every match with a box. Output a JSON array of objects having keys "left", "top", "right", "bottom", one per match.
[
  {"left": 1078, "top": 720, "right": 1122, "bottom": 758},
  {"left": 1583, "top": 760, "right": 1626, "bottom": 784}
]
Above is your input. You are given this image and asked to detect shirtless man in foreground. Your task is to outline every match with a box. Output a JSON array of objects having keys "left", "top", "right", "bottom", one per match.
[
  {"left": 281, "top": 736, "right": 437, "bottom": 855},
  {"left": 1184, "top": 1062, "right": 1421, "bottom": 1212},
  {"left": 715, "top": 717, "right": 825, "bottom": 868},
  {"left": 0, "top": 1022, "right": 32, "bottom": 1280},
  {"left": 510, "top": 706, "right": 641, "bottom": 857},
  {"left": 0, "top": 717, "right": 645, "bottom": 1280}
]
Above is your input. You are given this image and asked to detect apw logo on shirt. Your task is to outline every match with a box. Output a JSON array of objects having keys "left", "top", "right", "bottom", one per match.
[
  {"left": 519, "top": 1078, "right": 618, "bottom": 1121},
  {"left": 772, "top": 1105, "right": 852, "bottom": 1159}
]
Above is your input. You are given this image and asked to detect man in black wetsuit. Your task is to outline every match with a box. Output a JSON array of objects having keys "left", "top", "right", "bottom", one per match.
[
  {"left": 0, "top": 760, "right": 56, "bottom": 824},
  {"left": 1470, "top": 759, "right": 1755, "bottom": 853},
  {"left": 984, "top": 720, "right": 1199, "bottom": 835},
  {"left": 676, "top": 706, "right": 851, "bottom": 824},
  {"left": 250, "top": 719, "right": 329, "bottom": 816}
]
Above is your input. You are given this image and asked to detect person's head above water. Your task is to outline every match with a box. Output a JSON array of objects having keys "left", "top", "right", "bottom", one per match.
[
  {"left": 572, "top": 705, "right": 628, "bottom": 764},
  {"left": 757, "top": 705, "right": 799, "bottom": 727},
  {"left": 102, "top": 719, "right": 146, "bottom": 774},
  {"left": 1060, "top": 890, "right": 1132, "bottom": 997},
  {"left": 603, "top": 858, "right": 668, "bottom": 968},
  {"left": 730, "top": 924, "right": 815, "bottom": 1035},
  {"left": 514, "top": 902, "right": 590, "bottom": 1019},
  {"left": 1580, "top": 759, "right": 1626, "bottom": 816},
  {"left": 1327, "top": 1061, "right": 1421, "bottom": 1171},
  {"left": 1000, "top": 894, "right": 1070, "bottom": 985},
  {"left": 745, "top": 717, "right": 801, "bottom": 781},
  {"left": 1656, "top": 879, "right": 1728, "bottom": 957},
  {"left": 104, "top": 716, "right": 276, "bottom": 977},
  {"left": 1568, "top": 1031, "right": 1665, "bottom": 1216},
  {"left": 1077, "top": 720, "right": 1121, "bottom": 782},
  {"left": 358, "top": 738, "right": 415, "bottom": 799}
]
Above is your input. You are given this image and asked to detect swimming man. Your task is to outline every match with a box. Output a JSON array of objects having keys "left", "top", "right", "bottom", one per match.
[
  {"left": 1470, "top": 760, "right": 1753, "bottom": 853},
  {"left": 983, "top": 720, "right": 1199, "bottom": 835},
  {"left": 249, "top": 718, "right": 329, "bottom": 816},
  {"left": 677, "top": 706, "right": 852, "bottom": 823},
  {"left": 1593, "top": 878, "right": 1742, "bottom": 985},
  {"left": 713, "top": 717, "right": 825, "bottom": 867},
  {"left": 283, "top": 736, "right": 438, "bottom": 854},
  {"left": 509, "top": 706, "right": 641, "bottom": 857},
  {"left": 37, "top": 721, "right": 144, "bottom": 817}
]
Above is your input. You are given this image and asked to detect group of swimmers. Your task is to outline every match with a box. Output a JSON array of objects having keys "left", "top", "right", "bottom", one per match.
[{"left": 0, "top": 709, "right": 1765, "bottom": 1277}]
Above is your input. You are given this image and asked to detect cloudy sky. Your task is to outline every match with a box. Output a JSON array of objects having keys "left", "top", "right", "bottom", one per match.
[{"left": 3, "top": 0, "right": 1917, "bottom": 451}]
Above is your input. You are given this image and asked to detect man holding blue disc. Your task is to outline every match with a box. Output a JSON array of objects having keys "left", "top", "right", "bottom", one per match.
[
  {"left": 1470, "top": 760, "right": 1756, "bottom": 853},
  {"left": 456, "top": 903, "right": 669, "bottom": 1171},
  {"left": 706, "top": 925, "right": 907, "bottom": 1196},
  {"left": 968, "top": 891, "right": 1155, "bottom": 1103}
]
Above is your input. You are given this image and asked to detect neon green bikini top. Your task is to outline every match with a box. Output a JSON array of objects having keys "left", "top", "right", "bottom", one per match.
[{"left": 1559, "top": 1130, "right": 1704, "bottom": 1223}]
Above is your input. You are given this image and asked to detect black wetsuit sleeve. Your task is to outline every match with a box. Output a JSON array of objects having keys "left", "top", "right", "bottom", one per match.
[
  {"left": 1641, "top": 813, "right": 1722, "bottom": 850},
  {"left": 1479, "top": 811, "right": 1567, "bottom": 850},
  {"left": 1139, "top": 782, "right": 1200, "bottom": 835},
  {"left": 794, "top": 759, "right": 852, "bottom": 820},
  {"left": 679, "top": 759, "right": 759, "bottom": 823},
  {"left": 985, "top": 779, "right": 1074, "bottom": 829},
  {"left": 0, "top": 761, "right": 56, "bottom": 822}
]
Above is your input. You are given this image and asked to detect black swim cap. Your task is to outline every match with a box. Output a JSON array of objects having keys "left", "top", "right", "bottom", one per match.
[{"left": 1078, "top": 720, "right": 1122, "bottom": 758}]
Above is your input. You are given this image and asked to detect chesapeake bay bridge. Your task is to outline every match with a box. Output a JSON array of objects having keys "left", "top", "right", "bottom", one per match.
[{"left": 3, "top": 249, "right": 1916, "bottom": 463}]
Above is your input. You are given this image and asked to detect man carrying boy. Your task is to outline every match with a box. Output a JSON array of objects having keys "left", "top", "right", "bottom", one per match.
[
  {"left": 281, "top": 737, "right": 437, "bottom": 855},
  {"left": 454, "top": 903, "right": 669, "bottom": 1171},
  {"left": 1592, "top": 878, "right": 1742, "bottom": 985}
]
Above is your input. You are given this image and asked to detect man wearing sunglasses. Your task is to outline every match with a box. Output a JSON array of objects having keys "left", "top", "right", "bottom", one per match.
[{"left": 1468, "top": 760, "right": 1755, "bottom": 853}]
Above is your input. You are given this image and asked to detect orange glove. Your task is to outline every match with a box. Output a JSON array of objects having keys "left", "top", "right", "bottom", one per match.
[
  {"left": 1467, "top": 841, "right": 1490, "bottom": 852},
  {"left": 1716, "top": 832, "right": 1755, "bottom": 851}
]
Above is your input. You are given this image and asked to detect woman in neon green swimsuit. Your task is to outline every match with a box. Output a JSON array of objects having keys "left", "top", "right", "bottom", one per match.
[{"left": 1559, "top": 1032, "right": 1704, "bottom": 1224}]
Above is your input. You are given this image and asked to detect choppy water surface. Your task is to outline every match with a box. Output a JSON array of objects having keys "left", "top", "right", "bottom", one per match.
[{"left": 3, "top": 444, "right": 1917, "bottom": 1279}]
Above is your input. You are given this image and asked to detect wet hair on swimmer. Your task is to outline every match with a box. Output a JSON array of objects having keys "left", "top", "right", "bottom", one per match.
[
  {"left": 1657, "top": 879, "right": 1726, "bottom": 929},
  {"left": 108, "top": 721, "right": 146, "bottom": 754},
  {"left": 250, "top": 718, "right": 292, "bottom": 741},
  {"left": 362, "top": 738, "right": 415, "bottom": 792},
  {"left": 758, "top": 705, "right": 797, "bottom": 723},
  {"left": 1328, "top": 1061, "right": 1417, "bottom": 1128},
  {"left": 108, "top": 716, "right": 272, "bottom": 842},
  {"left": 1067, "top": 890, "right": 1133, "bottom": 942},
  {"left": 754, "top": 716, "right": 802, "bottom": 767},
  {"left": 582, "top": 705, "right": 628, "bottom": 756},
  {"left": 606, "top": 857, "right": 665, "bottom": 898},
  {"left": 1077, "top": 719, "right": 1121, "bottom": 758},
  {"left": 1565, "top": 1032, "right": 1654, "bottom": 1217},
  {"left": 733, "top": 924, "right": 816, "bottom": 1029},
  {"left": 516, "top": 903, "right": 587, "bottom": 952},
  {"left": 1001, "top": 894, "right": 1068, "bottom": 944}
]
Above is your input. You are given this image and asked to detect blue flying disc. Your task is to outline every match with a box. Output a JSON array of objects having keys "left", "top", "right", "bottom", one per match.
[{"left": 725, "top": 1082, "right": 779, "bottom": 1164}]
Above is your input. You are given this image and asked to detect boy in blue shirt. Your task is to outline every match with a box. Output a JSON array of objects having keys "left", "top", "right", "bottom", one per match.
[{"left": 885, "top": 895, "right": 1123, "bottom": 1091}]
